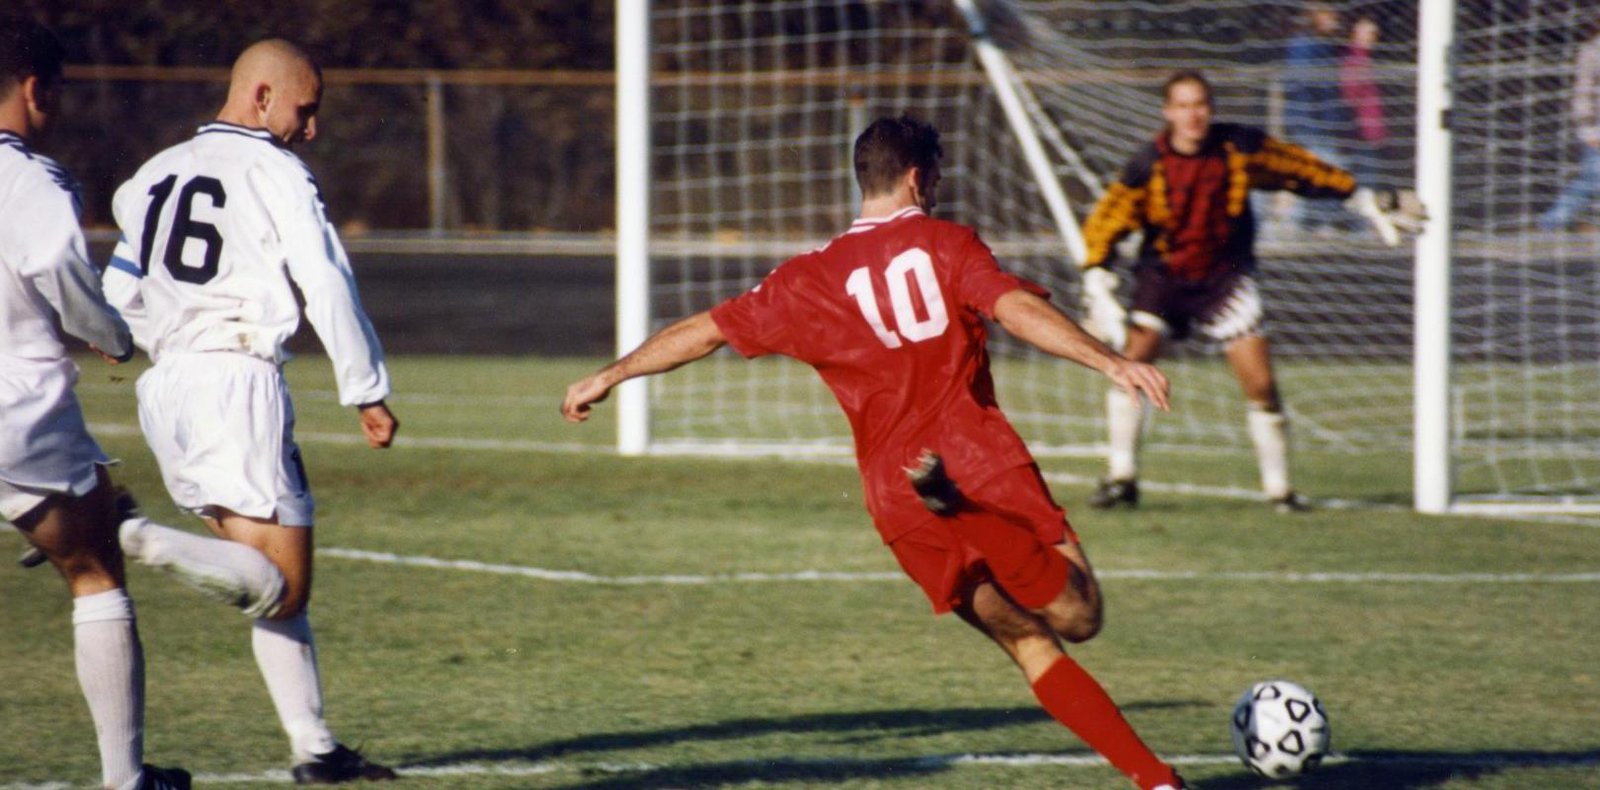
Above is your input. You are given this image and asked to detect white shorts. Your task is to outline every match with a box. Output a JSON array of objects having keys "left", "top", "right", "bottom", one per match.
[
  {"left": 137, "top": 353, "right": 314, "bottom": 526},
  {"left": 1, "top": 356, "right": 109, "bottom": 522},
  {"left": 0, "top": 467, "right": 101, "bottom": 523}
]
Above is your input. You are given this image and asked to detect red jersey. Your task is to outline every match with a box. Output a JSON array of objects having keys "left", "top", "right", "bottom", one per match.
[{"left": 710, "top": 206, "right": 1045, "bottom": 543}]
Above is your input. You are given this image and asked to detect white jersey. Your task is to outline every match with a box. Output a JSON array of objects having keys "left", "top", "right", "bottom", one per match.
[
  {"left": 103, "top": 122, "right": 389, "bottom": 407},
  {"left": 0, "top": 131, "right": 132, "bottom": 489}
]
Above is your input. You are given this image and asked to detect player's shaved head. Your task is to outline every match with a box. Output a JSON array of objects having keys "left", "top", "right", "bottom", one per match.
[
  {"left": 227, "top": 39, "right": 319, "bottom": 100},
  {"left": 217, "top": 38, "right": 323, "bottom": 147},
  {"left": 854, "top": 115, "right": 943, "bottom": 199}
]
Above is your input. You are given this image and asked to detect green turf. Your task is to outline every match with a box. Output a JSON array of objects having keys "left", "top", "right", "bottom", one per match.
[{"left": 4, "top": 355, "right": 1598, "bottom": 788}]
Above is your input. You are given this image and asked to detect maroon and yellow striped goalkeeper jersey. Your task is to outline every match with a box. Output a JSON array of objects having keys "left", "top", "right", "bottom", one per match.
[{"left": 1080, "top": 123, "right": 1355, "bottom": 280}]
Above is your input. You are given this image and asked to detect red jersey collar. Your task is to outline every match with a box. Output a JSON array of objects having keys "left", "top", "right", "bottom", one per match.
[
  {"left": 1156, "top": 128, "right": 1220, "bottom": 158},
  {"left": 847, "top": 205, "right": 924, "bottom": 234}
]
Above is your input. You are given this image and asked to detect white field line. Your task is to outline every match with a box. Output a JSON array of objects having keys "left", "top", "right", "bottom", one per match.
[
  {"left": 87, "top": 421, "right": 603, "bottom": 455},
  {"left": 8, "top": 750, "right": 1600, "bottom": 788},
  {"left": 79, "top": 384, "right": 562, "bottom": 409},
  {"left": 83, "top": 421, "right": 1600, "bottom": 528},
  {"left": 316, "top": 547, "right": 1600, "bottom": 585}
]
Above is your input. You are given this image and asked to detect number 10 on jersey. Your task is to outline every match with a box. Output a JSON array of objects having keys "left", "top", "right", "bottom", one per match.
[{"left": 845, "top": 248, "right": 950, "bottom": 349}]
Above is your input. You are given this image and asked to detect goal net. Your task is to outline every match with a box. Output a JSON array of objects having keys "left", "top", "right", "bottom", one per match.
[{"left": 634, "top": 0, "right": 1600, "bottom": 512}]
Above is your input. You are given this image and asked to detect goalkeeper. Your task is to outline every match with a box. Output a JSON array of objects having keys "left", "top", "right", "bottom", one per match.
[{"left": 1077, "top": 70, "right": 1421, "bottom": 512}]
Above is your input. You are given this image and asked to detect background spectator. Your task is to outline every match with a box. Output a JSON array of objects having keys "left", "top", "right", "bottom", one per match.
[
  {"left": 1283, "top": 2, "right": 1357, "bottom": 232},
  {"left": 1538, "top": 23, "right": 1600, "bottom": 232}
]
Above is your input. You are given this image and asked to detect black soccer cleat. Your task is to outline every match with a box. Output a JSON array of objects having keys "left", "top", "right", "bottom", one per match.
[
  {"left": 292, "top": 744, "right": 398, "bottom": 784},
  {"left": 18, "top": 546, "right": 47, "bottom": 569},
  {"left": 111, "top": 487, "right": 143, "bottom": 524},
  {"left": 137, "top": 764, "right": 192, "bottom": 790},
  {"left": 905, "top": 450, "right": 964, "bottom": 516},
  {"left": 1088, "top": 477, "right": 1139, "bottom": 509},
  {"left": 1271, "top": 492, "right": 1314, "bottom": 514}
]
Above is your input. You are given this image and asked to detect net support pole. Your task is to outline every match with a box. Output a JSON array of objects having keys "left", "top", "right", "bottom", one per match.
[
  {"left": 951, "top": 0, "right": 1086, "bottom": 264},
  {"left": 1414, "top": 0, "right": 1455, "bottom": 513},
  {"left": 615, "top": 0, "right": 651, "bottom": 455},
  {"left": 426, "top": 73, "right": 447, "bottom": 235}
]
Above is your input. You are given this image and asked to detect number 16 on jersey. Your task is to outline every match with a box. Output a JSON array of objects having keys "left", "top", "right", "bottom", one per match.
[{"left": 138, "top": 174, "right": 227, "bottom": 285}]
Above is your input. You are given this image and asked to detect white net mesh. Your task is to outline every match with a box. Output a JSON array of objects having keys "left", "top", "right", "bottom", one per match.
[
  {"left": 644, "top": 0, "right": 1600, "bottom": 508},
  {"left": 1451, "top": 2, "right": 1600, "bottom": 506}
]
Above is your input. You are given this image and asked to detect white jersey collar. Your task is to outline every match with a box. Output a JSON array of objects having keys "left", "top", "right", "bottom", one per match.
[
  {"left": 196, "top": 122, "right": 280, "bottom": 145},
  {"left": 0, "top": 130, "right": 28, "bottom": 151},
  {"left": 846, "top": 206, "right": 924, "bottom": 235}
]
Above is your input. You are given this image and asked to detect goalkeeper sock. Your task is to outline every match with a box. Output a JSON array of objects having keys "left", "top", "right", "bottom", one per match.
[
  {"left": 73, "top": 589, "right": 144, "bottom": 790},
  {"left": 253, "top": 612, "right": 337, "bottom": 762},
  {"left": 1106, "top": 389, "right": 1143, "bottom": 481},
  {"left": 1248, "top": 406, "right": 1292, "bottom": 499},
  {"left": 1031, "top": 655, "right": 1179, "bottom": 790},
  {"left": 120, "top": 518, "right": 286, "bottom": 618}
]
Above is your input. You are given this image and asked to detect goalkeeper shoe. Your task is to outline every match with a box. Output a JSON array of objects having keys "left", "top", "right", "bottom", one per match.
[
  {"left": 906, "top": 450, "right": 964, "bottom": 516},
  {"left": 136, "top": 764, "right": 192, "bottom": 790},
  {"left": 292, "top": 744, "right": 398, "bottom": 784},
  {"left": 18, "top": 546, "right": 46, "bottom": 568},
  {"left": 1271, "top": 492, "right": 1314, "bottom": 514},
  {"left": 1088, "top": 478, "right": 1139, "bottom": 510}
]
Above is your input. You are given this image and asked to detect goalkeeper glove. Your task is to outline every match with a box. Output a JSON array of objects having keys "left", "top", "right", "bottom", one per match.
[
  {"left": 1345, "top": 187, "right": 1427, "bottom": 247},
  {"left": 1080, "top": 266, "right": 1128, "bottom": 350}
]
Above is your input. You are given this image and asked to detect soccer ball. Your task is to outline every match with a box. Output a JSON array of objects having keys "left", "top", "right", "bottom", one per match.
[{"left": 1229, "top": 680, "right": 1330, "bottom": 779}]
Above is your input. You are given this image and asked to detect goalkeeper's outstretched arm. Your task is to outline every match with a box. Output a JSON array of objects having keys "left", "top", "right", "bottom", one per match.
[
  {"left": 562, "top": 311, "right": 726, "bottom": 423},
  {"left": 993, "top": 288, "right": 1170, "bottom": 412},
  {"left": 1255, "top": 136, "right": 1426, "bottom": 246}
]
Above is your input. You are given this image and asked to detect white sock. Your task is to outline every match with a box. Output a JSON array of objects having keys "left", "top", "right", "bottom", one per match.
[
  {"left": 1106, "top": 388, "right": 1143, "bottom": 481},
  {"left": 253, "top": 613, "right": 337, "bottom": 762},
  {"left": 120, "top": 517, "right": 285, "bottom": 618},
  {"left": 73, "top": 589, "right": 144, "bottom": 790},
  {"left": 1248, "top": 406, "right": 1292, "bottom": 499}
]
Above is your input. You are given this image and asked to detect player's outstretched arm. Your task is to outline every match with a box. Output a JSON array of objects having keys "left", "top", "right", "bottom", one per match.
[
  {"left": 562, "top": 311, "right": 728, "bottom": 423},
  {"left": 993, "top": 288, "right": 1170, "bottom": 412}
]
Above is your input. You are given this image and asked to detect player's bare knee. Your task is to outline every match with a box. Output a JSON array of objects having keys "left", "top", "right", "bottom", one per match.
[
  {"left": 1057, "top": 608, "right": 1103, "bottom": 644},
  {"left": 266, "top": 578, "right": 311, "bottom": 620},
  {"left": 1039, "top": 597, "right": 1102, "bottom": 643},
  {"left": 52, "top": 550, "right": 121, "bottom": 593}
]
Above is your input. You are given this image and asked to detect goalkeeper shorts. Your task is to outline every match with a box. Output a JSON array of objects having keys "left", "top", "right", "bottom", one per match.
[
  {"left": 1130, "top": 264, "right": 1263, "bottom": 342},
  {"left": 888, "top": 464, "right": 1074, "bottom": 614}
]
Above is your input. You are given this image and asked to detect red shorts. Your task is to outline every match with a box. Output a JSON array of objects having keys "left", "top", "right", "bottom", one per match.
[{"left": 887, "top": 464, "right": 1076, "bottom": 614}]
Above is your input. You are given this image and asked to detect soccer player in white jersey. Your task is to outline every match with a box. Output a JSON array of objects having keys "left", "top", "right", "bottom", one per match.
[
  {"left": 101, "top": 39, "right": 398, "bottom": 785},
  {"left": 0, "top": 17, "right": 190, "bottom": 790}
]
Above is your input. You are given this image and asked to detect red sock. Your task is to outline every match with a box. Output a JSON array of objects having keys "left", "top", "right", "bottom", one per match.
[{"left": 1031, "top": 655, "right": 1179, "bottom": 790}]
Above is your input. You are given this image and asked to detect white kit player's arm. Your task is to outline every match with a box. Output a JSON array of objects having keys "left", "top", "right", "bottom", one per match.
[
  {"left": 20, "top": 181, "right": 133, "bottom": 360},
  {"left": 100, "top": 228, "right": 152, "bottom": 352},
  {"left": 251, "top": 160, "right": 390, "bottom": 407}
]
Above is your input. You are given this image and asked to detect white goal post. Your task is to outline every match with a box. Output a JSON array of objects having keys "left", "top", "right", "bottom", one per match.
[{"left": 616, "top": 0, "right": 1600, "bottom": 516}]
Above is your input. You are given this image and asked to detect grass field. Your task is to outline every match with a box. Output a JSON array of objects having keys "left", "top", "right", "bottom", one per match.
[{"left": 3, "top": 355, "right": 1598, "bottom": 789}]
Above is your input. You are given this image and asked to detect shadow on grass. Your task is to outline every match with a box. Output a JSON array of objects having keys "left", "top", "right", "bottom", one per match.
[
  {"left": 410, "top": 701, "right": 1199, "bottom": 762},
  {"left": 1193, "top": 749, "right": 1600, "bottom": 790}
]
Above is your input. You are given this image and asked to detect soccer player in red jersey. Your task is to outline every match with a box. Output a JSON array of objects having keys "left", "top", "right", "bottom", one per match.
[{"left": 563, "top": 115, "right": 1185, "bottom": 790}]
